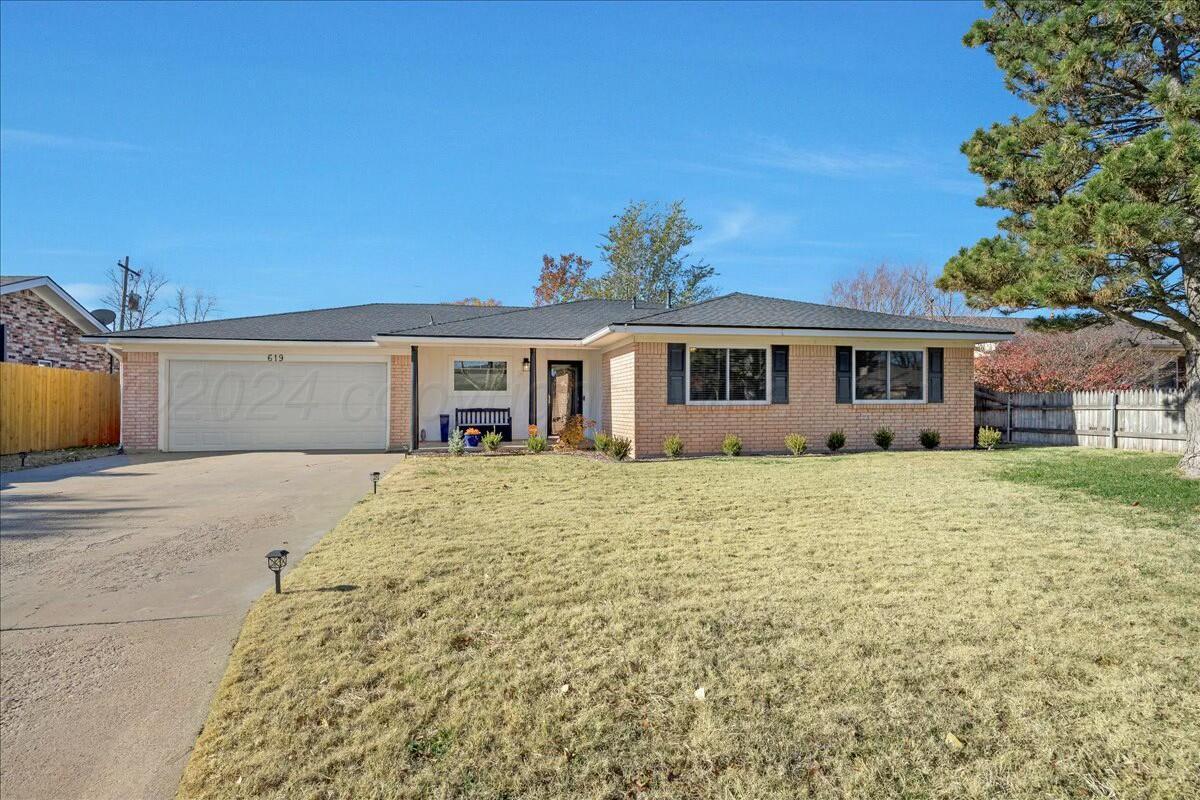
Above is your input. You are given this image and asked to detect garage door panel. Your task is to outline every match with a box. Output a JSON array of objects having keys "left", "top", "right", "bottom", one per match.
[{"left": 167, "top": 361, "right": 386, "bottom": 451}]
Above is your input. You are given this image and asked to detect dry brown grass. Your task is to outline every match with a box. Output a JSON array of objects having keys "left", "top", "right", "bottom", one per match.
[{"left": 178, "top": 449, "right": 1199, "bottom": 800}]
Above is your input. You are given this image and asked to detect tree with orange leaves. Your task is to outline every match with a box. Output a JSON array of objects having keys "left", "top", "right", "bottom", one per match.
[{"left": 533, "top": 253, "right": 591, "bottom": 306}]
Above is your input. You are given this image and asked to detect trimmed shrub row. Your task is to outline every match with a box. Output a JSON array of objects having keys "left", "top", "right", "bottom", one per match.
[
  {"left": 458, "top": 427, "right": 956, "bottom": 459},
  {"left": 655, "top": 427, "right": 947, "bottom": 457}
]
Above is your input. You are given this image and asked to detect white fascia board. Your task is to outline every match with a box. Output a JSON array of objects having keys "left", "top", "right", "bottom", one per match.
[
  {"left": 3, "top": 276, "right": 108, "bottom": 333},
  {"left": 609, "top": 324, "right": 1011, "bottom": 342},
  {"left": 0, "top": 276, "right": 51, "bottom": 295},
  {"left": 580, "top": 326, "right": 614, "bottom": 345},
  {"left": 373, "top": 335, "right": 588, "bottom": 347}
]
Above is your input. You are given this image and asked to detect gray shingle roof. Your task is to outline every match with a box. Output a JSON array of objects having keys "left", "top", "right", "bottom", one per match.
[
  {"left": 100, "top": 303, "right": 518, "bottom": 341},
  {"left": 943, "top": 315, "right": 1030, "bottom": 334},
  {"left": 385, "top": 299, "right": 665, "bottom": 339},
  {"left": 623, "top": 293, "right": 1007, "bottom": 334},
  {"left": 945, "top": 314, "right": 1181, "bottom": 347},
  {"left": 92, "top": 292, "right": 1010, "bottom": 341}
]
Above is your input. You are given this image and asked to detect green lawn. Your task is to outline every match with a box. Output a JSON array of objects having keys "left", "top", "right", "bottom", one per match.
[
  {"left": 996, "top": 447, "right": 1200, "bottom": 520},
  {"left": 178, "top": 448, "right": 1199, "bottom": 800}
]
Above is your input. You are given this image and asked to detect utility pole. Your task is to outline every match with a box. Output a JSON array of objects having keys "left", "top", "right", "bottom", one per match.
[{"left": 116, "top": 256, "right": 141, "bottom": 332}]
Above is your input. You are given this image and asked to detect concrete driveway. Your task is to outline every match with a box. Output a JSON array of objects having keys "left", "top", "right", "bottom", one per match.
[{"left": 0, "top": 451, "right": 404, "bottom": 800}]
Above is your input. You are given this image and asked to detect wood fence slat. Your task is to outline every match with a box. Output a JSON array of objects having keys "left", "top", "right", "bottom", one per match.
[
  {"left": 0, "top": 363, "right": 121, "bottom": 455},
  {"left": 975, "top": 387, "right": 1187, "bottom": 453}
]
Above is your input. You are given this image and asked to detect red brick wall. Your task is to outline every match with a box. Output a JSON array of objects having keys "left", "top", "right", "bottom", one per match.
[
  {"left": 388, "top": 354, "right": 412, "bottom": 450},
  {"left": 627, "top": 341, "right": 974, "bottom": 457},
  {"left": 121, "top": 352, "right": 158, "bottom": 450},
  {"left": 0, "top": 290, "right": 110, "bottom": 372}
]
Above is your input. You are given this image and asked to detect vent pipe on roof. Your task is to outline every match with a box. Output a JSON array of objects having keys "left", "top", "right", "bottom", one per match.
[
  {"left": 631, "top": 296, "right": 636, "bottom": 309},
  {"left": 428, "top": 313, "right": 435, "bottom": 326},
  {"left": 666, "top": 289, "right": 672, "bottom": 309}
]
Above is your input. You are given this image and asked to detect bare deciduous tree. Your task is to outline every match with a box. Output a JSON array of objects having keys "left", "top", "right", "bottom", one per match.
[
  {"left": 828, "top": 263, "right": 976, "bottom": 319},
  {"left": 173, "top": 287, "right": 218, "bottom": 323},
  {"left": 102, "top": 265, "right": 169, "bottom": 330}
]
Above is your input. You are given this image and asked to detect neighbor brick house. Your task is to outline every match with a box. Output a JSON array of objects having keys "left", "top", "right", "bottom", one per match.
[
  {"left": 1, "top": 275, "right": 111, "bottom": 372},
  {"left": 85, "top": 293, "right": 1007, "bottom": 456}
]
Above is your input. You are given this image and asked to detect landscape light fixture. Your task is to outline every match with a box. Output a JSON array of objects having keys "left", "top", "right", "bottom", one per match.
[
  {"left": 266, "top": 549, "right": 289, "bottom": 594},
  {"left": 370, "top": 471, "right": 381, "bottom": 493},
  {"left": 19, "top": 451, "right": 28, "bottom": 467}
]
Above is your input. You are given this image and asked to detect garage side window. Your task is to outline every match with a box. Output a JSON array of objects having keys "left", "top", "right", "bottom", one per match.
[{"left": 454, "top": 359, "right": 507, "bottom": 391}]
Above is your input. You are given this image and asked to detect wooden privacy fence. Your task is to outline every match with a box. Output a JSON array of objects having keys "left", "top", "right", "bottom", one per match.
[
  {"left": 0, "top": 362, "right": 120, "bottom": 455},
  {"left": 975, "top": 388, "right": 1187, "bottom": 453}
]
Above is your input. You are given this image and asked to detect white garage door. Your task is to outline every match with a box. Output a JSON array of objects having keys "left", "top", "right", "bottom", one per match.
[{"left": 167, "top": 359, "right": 387, "bottom": 451}]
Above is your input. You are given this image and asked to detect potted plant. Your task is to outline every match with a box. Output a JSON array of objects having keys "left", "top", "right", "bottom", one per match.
[{"left": 464, "top": 427, "right": 482, "bottom": 448}]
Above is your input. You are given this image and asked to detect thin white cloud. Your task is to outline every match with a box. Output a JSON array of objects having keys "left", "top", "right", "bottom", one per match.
[
  {"left": 697, "top": 207, "right": 759, "bottom": 249},
  {"left": 1, "top": 128, "right": 143, "bottom": 152},
  {"left": 62, "top": 282, "right": 108, "bottom": 308},
  {"left": 668, "top": 135, "right": 972, "bottom": 198},
  {"left": 667, "top": 159, "right": 761, "bottom": 179},
  {"left": 696, "top": 206, "right": 800, "bottom": 251},
  {"left": 745, "top": 136, "right": 916, "bottom": 177}
]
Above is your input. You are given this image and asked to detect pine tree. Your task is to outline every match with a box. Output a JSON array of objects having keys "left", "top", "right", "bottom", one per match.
[{"left": 937, "top": 2, "right": 1200, "bottom": 475}]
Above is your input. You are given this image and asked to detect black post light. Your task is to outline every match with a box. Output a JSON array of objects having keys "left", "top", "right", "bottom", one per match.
[
  {"left": 370, "top": 471, "right": 381, "bottom": 493},
  {"left": 266, "top": 549, "right": 289, "bottom": 594},
  {"left": 19, "top": 451, "right": 28, "bottom": 467}
]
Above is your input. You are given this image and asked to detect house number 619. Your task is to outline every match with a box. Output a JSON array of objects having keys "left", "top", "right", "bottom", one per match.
[{"left": 267, "top": 354, "right": 284, "bottom": 362}]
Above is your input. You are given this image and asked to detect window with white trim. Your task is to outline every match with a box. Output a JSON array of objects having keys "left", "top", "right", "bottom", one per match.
[
  {"left": 688, "top": 347, "right": 767, "bottom": 402},
  {"left": 854, "top": 349, "right": 924, "bottom": 401},
  {"left": 453, "top": 359, "right": 508, "bottom": 391}
]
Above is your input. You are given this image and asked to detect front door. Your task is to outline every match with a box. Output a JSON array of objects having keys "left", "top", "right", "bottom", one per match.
[{"left": 547, "top": 360, "right": 583, "bottom": 437}]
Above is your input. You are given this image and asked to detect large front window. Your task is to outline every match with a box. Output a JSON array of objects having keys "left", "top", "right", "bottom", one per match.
[
  {"left": 453, "top": 359, "right": 507, "bottom": 391},
  {"left": 689, "top": 347, "right": 766, "bottom": 402},
  {"left": 854, "top": 349, "right": 924, "bottom": 401}
]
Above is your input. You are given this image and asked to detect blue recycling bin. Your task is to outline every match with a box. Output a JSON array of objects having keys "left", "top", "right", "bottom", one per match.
[{"left": 440, "top": 414, "right": 450, "bottom": 442}]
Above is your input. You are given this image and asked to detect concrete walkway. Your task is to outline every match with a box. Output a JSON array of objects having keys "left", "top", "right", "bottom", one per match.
[{"left": 0, "top": 451, "right": 403, "bottom": 800}]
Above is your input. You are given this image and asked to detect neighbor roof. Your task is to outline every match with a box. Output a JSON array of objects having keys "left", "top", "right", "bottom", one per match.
[
  {"left": 944, "top": 314, "right": 1182, "bottom": 348},
  {"left": 98, "top": 303, "right": 517, "bottom": 341},
  {"left": 1, "top": 274, "right": 109, "bottom": 333},
  {"left": 1, "top": 274, "right": 40, "bottom": 286},
  {"left": 620, "top": 293, "right": 1006, "bottom": 334}
]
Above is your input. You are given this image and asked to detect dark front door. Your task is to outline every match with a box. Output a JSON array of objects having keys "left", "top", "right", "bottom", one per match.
[{"left": 547, "top": 360, "right": 583, "bottom": 437}]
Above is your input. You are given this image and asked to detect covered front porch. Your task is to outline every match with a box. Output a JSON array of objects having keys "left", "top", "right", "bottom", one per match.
[{"left": 402, "top": 343, "right": 604, "bottom": 450}]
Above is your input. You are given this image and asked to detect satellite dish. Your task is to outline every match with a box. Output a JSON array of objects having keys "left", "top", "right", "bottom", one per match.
[{"left": 91, "top": 308, "right": 117, "bottom": 328}]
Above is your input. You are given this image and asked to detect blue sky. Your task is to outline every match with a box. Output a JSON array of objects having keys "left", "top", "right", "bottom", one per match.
[{"left": 0, "top": 1, "right": 1024, "bottom": 320}]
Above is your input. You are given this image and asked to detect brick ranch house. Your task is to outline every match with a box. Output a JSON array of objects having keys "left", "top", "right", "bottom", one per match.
[
  {"left": 1, "top": 275, "right": 112, "bottom": 372},
  {"left": 84, "top": 293, "right": 1008, "bottom": 457}
]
